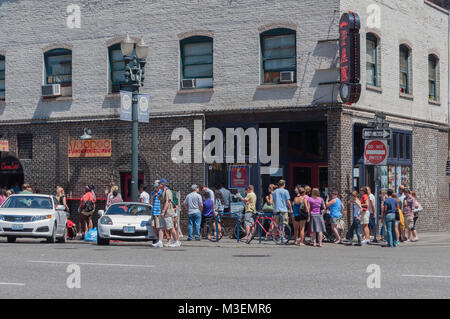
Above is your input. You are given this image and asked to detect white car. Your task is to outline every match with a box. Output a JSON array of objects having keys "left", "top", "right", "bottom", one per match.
[
  {"left": 0, "top": 194, "right": 68, "bottom": 243},
  {"left": 97, "top": 202, "right": 156, "bottom": 245}
]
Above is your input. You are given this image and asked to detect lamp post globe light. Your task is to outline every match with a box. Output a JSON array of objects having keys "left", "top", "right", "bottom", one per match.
[{"left": 121, "top": 35, "right": 149, "bottom": 202}]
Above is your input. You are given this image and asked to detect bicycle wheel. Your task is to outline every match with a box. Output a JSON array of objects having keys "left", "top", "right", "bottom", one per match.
[
  {"left": 233, "top": 223, "right": 246, "bottom": 239},
  {"left": 273, "top": 224, "right": 292, "bottom": 245},
  {"left": 206, "top": 220, "right": 225, "bottom": 242}
]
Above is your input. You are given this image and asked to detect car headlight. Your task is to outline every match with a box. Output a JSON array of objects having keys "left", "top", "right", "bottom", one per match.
[
  {"left": 31, "top": 215, "right": 52, "bottom": 222},
  {"left": 100, "top": 216, "right": 113, "bottom": 225}
]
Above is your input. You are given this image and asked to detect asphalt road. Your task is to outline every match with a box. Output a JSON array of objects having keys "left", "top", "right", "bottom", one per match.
[{"left": 0, "top": 233, "right": 450, "bottom": 299}]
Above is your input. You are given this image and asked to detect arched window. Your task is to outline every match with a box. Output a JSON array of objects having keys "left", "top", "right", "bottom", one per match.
[
  {"left": 0, "top": 55, "right": 4, "bottom": 100},
  {"left": 180, "top": 36, "right": 213, "bottom": 89},
  {"left": 108, "top": 43, "right": 136, "bottom": 93},
  {"left": 260, "top": 28, "right": 296, "bottom": 84},
  {"left": 428, "top": 54, "right": 439, "bottom": 102},
  {"left": 44, "top": 49, "right": 72, "bottom": 85},
  {"left": 366, "top": 33, "right": 379, "bottom": 87},
  {"left": 399, "top": 45, "right": 412, "bottom": 94}
]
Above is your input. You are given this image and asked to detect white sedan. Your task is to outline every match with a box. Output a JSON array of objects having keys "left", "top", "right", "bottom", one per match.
[
  {"left": 0, "top": 194, "right": 68, "bottom": 243},
  {"left": 97, "top": 202, "right": 156, "bottom": 245}
]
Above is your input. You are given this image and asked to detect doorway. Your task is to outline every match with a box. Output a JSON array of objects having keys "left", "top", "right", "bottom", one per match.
[
  {"left": 120, "top": 172, "right": 144, "bottom": 202},
  {"left": 289, "top": 163, "right": 328, "bottom": 194}
]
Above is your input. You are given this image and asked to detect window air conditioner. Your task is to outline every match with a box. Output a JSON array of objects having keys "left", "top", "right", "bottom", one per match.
[
  {"left": 41, "top": 84, "right": 61, "bottom": 97},
  {"left": 280, "top": 71, "right": 294, "bottom": 83}
]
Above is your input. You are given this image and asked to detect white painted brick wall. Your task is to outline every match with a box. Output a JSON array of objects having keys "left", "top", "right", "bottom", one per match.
[
  {"left": 341, "top": 0, "right": 449, "bottom": 125},
  {"left": 0, "top": 0, "right": 447, "bottom": 125}
]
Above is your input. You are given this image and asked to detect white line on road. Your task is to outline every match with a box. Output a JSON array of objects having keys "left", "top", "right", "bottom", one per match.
[
  {"left": 402, "top": 274, "right": 450, "bottom": 279},
  {"left": 27, "top": 260, "right": 155, "bottom": 268},
  {"left": 0, "top": 282, "right": 25, "bottom": 286}
]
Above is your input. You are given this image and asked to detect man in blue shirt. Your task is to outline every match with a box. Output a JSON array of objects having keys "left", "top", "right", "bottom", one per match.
[
  {"left": 272, "top": 180, "right": 292, "bottom": 226},
  {"left": 151, "top": 182, "right": 164, "bottom": 248}
]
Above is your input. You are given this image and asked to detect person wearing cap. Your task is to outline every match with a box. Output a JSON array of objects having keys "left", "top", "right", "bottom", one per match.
[
  {"left": 150, "top": 182, "right": 164, "bottom": 247},
  {"left": 183, "top": 184, "right": 203, "bottom": 241},
  {"left": 159, "top": 179, "right": 180, "bottom": 247}
]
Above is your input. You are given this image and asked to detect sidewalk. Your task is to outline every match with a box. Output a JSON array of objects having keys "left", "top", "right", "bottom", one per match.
[{"left": 177, "top": 231, "right": 450, "bottom": 249}]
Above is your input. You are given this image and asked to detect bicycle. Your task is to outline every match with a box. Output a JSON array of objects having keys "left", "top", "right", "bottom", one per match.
[
  {"left": 246, "top": 212, "right": 292, "bottom": 245},
  {"left": 203, "top": 216, "right": 226, "bottom": 242}
]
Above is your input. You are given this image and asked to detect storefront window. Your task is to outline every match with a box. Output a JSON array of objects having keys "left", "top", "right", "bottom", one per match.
[{"left": 287, "top": 131, "right": 303, "bottom": 158}]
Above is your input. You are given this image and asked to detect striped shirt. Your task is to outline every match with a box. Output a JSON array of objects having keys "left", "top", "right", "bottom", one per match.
[{"left": 151, "top": 189, "right": 163, "bottom": 216}]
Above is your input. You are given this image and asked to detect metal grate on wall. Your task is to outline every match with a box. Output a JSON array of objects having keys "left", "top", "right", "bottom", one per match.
[{"left": 18, "top": 134, "right": 33, "bottom": 159}]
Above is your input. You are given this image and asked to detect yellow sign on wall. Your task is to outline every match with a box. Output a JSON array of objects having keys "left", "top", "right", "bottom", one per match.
[
  {"left": 68, "top": 139, "right": 111, "bottom": 158},
  {"left": 0, "top": 140, "right": 9, "bottom": 152}
]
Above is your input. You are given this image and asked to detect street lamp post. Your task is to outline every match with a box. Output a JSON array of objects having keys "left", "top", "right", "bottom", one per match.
[{"left": 121, "top": 35, "right": 149, "bottom": 202}]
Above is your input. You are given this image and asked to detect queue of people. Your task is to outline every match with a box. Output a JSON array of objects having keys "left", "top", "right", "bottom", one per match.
[{"left": 1, "top": 180, "right": 423, "bottom": 248}]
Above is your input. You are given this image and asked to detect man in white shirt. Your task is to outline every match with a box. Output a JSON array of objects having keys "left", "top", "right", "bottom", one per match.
[
  {"left": 139, "top": 185, "right": 150, "bottom": 204},
  {"left": 183, "top": 185, "right": 204, "bottom": 241},
  {"left": 367, "top": 186, "right": 377, "bottom": 241}
]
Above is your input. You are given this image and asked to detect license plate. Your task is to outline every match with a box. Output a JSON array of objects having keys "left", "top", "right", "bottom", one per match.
[
  {"left": 12, "top": 224, "right": 23, "bottom": 231},
  {"left": 123, "top": 226, "right": 135, "bottom": 234}
]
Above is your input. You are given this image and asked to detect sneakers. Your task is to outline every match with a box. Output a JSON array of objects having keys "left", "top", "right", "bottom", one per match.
[
  {"left": 169, "top": 241, "right": 181, "bottom": 248},
  {"left": 361, "top": 240, "right": 369, "bottom": 244},
  {"left": 152, "top": 241, "right": 163, "bottom": 248}
]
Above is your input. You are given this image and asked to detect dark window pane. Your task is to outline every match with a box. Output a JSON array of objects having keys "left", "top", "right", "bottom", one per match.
[
  {"left": 18, "top": 134, "right": 33, "bottom": 160},
  {"left": 399, "top": 133, "right": 404, "bottom": 159},
  {"left": 45, "top": 49, "right": 72, "bottom": 85},
  {"left": 393, "top": 134, "right": 398, "bottom": 158},
  {"left": 406, "top": 135, "right": 411, "bottom": 159},
  {"left": 288, "top": 131, "right": 303, "bottom": 158},
  {"left": 181, "top": 37, "right": 213, "bottom": 80}
]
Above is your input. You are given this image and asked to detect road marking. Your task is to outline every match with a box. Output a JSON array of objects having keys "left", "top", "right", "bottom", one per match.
[
  {"left": 402, "top": 274, "right": 450, "bottom": 279},
  {"left": 27, "top": 260, "right": 155, "bottom": 268},
  {"left": 0, "top": 282, "right": 25, "bottom": 286}
]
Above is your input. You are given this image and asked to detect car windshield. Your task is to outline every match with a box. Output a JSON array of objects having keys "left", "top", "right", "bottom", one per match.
[
  {"left": 2, "top": 196, "right": 53, "bottom": 210},
  {"left": 106, "top": 204, "right": 152, "bottom": 216}
]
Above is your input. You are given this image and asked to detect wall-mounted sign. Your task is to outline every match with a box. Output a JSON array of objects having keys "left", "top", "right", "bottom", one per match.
[
  {"left": 0, "top": 140, "right": 9, "bottom": 152},
  {"left": 229, "top": 165, "right": 250, "bottom": 189},
  {"left": 339, "top": 11, "right": 361, "bottom": 105},
  {"left": 0, "top": 156, "right": 22, "bottom": 173},
  {"left": 68, "top": 139, "right": 112, "bottom": 158}
]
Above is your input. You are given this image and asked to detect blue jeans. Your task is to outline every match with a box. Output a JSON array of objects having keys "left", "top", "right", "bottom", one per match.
[
  {"left": 188, "top": 212, "right": 201, "bottom": 240},
  {"left": 384, "top": 213, "right": 397, "bottom": 247},
  {"left": 349, "top": 217, "right": 361, "bottom": 244}
]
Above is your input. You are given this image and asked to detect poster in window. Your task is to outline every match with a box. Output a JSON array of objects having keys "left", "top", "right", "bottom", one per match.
[
  {"left": 388, "top": 165, "right": 396, "bottom": 190},
  {"left": 396, "top": 165, "right": 402, "bottom": 193},
  {"left": 401, "top": 166, "right": 411, "bottom": 189},
  {"left": 380, "top": 166, "right": 388, "bottom": 190}
]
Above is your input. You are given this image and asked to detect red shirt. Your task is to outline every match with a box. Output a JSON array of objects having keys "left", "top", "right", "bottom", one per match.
[
  {"left": 361, "top": 194, "right": 369, "bottom": 211},
  {"left": 80, "top": 191, "right": 94, "bottom": 207}
]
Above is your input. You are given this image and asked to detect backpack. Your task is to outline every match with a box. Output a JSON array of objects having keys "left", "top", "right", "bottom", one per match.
[
  {"left": 171, "top": 190, "right": 179, "bottom": 206},
  {"left": 299, "top": 198, "right": 309, "bottom": 218},
  {"left": 85, "top": 200, "right": 95, "bottom": 212}
]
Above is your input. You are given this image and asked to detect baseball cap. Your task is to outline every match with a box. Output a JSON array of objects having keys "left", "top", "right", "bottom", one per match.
[
  {"left": 153, "top": 182, "right": 159, "bottom": 187},
  {"left": 159, "top": 178, "right": 167, "bottom": 185}
]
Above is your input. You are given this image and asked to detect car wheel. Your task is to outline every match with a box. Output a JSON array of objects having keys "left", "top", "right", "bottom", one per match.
[
  {"left": 57, "top": 225, "right": 67, "bottom": 243},
  {"left": 47, "top": 223, "right": 57, "bottom": 243},
  {"left": 97, "top": 232, "right": 110, "bottom": 246},
  {"left": 7, "top": 236, "right": 16, "bottom": 243}
]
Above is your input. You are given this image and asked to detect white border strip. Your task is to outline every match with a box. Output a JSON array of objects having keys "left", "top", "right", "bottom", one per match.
[
  {"left": 402, "top": 274, "right": 450, "bottom": 279},
  {"left": 0, "top": 282, "right": 25, "bottom": 286},
  {"left": 27, "top": 260, "right": 155, "bottom": 268}
]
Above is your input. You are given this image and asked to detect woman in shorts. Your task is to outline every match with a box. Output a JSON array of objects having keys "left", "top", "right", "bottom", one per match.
[{"left": 292, "top": 186, "right": 309, "bottom": 246}]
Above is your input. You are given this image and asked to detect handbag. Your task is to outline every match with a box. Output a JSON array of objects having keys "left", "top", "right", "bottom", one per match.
[
  {"left": 299, "top": 198, "right": 309, "bottom": 218},
  {"left": 262, "top": 202, "right": 274, "bottom": 213}
]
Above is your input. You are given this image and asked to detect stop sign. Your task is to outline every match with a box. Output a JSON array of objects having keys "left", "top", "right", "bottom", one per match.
[{"left": 364, "top": 140, "right": 388, "bottom": 165}]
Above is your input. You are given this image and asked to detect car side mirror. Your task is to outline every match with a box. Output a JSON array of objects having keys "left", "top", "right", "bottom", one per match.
[
  {"left": 57, "top": 205, "right": 66, "bottom": 211},
  {"left": 98, "top": 210, "right": 105, "bottom": 216}
]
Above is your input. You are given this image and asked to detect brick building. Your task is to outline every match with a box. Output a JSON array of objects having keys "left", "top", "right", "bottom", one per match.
[{"left": 0, "top": 0, "right": 448, "bottom": 231}]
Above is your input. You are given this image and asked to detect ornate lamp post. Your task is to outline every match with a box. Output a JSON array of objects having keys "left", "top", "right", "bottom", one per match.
[{"left": 121, "top": 35, "right": 149, "bottom": 202}]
